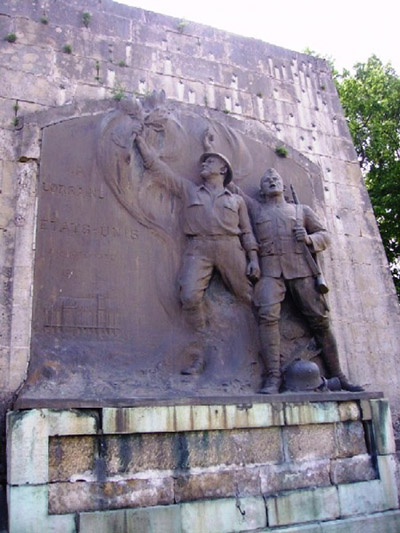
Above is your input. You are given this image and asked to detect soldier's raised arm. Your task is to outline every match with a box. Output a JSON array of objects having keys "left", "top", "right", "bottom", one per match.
[{"left": 134, "top": 128, "right": 187, "bottom": 198}]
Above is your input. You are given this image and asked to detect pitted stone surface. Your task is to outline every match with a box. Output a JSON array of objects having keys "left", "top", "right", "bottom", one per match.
[
  {"left": 330, "top": 454, "right": 376, "bottom": 485},
  {"left": 49, "top": 477, "right": 175, "bottom": 514},
  {"left": 48, "top": 427, "right": 283, "bottom": 482},
  {"left": 260, "top": 459, "right": 331, "bottom": 495},
  {"left": 285, "top": 423, "right": 336, "bottom": 461},
  {"left": 7, "top": 401, "right": 400, "bottom": 530},
  {"left": 335, "top": 421, "right": 368, "bottom": 458}
]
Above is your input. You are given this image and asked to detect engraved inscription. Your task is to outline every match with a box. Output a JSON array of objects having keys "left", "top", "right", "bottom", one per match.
[
  {"left": 48, "top": 249, "right": 117, "bottom": 262},
  {"left": 42, "top": 182, "right": 106, "bottom": 199},
  {"left": 43, "top": 295, "right": 120, "bottom": 336},
  {"left": 39, "top": 217, "right": 138, "bottom": 240}
]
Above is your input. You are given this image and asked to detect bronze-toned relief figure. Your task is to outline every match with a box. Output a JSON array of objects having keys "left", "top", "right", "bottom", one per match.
[
  {"left": 231, "top": 169, "right": 363, "bottom": 394},
  {"left": 134, "top": 127, "right": 260, "bottom": 375}
]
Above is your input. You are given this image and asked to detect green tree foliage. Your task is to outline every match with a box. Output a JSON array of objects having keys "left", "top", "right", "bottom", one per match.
[{"left": 335, "top": 56, "right": 400, "bottom": 296}]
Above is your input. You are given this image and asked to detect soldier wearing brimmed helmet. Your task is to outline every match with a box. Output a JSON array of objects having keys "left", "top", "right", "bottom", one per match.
[{"left": 134, "top": 131, "right": 260, "bottom": 375}]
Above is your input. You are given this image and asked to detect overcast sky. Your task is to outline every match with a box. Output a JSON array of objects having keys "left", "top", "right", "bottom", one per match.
[{"left": 117, "top": 0, "right": 400, "bottom": 74}]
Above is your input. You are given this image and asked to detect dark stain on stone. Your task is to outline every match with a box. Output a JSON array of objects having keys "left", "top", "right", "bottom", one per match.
[{"left": 175, "top": 433, "right": 190, "bottom": 470}]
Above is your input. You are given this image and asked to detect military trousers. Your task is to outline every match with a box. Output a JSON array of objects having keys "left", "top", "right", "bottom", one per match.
[
  {"left": 254, "top": 275, "right": 344, "bottom": 379},
  {"left": 179, "top": 236, "right": 252, "bottom": 330}
]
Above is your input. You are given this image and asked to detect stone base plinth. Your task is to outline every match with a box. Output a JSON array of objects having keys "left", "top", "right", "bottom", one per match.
[{"left": 7, "top": 395, "right": 400, "bottom": 532}]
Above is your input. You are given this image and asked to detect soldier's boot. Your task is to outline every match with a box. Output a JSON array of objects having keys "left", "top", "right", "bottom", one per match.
[
  {"left": 258, "top": 323, "right": 282, "bottom": 394},
  {"left": 313, "top": 326, "right": 364, "bottom": 392}
]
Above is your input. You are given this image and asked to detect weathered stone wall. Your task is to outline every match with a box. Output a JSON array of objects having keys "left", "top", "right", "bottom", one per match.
[
  {"left": 1, "top": 0, "right": 400, "bottom": 521},
  {"left": 6, "top": 399, "right": 400, "bottom": 532}
]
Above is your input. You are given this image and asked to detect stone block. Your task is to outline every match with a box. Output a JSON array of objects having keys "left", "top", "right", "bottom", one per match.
[
  {"left": 183, "top": 427, "right": 282, "bottom": 467},
  {"left": 285, "top": 424, "right": 335, "bottom": 462},
  {"left": 181, "top": 496, "right": 266, "bottom": 533},
  {"left": 338, "top": 401, "right": 360, "bottom": 421},
  {"left": 80, "top": 505, "right": 182, "bottom": 533},
  {"left": 338, "top": 479, "right": 391, "bottom": 516},
  {"left": 224, "top": 402, "right": 285, "bottom": 428},
  {"left": 8, "top": 485, "right": 75, "bottom": 533},
  {"left": 102, "top": 403, "right": 284, "bottom": 434},
  {"left": 125, "top": 505, "right": 182, "bottom": 533},
  {"left": 79, "top": 509, "right": 126, "bottom": 533},
  {"left": 7, "top": 410, "right": 52, "bottom": 485},
  {"left": 370, "top": 399, "right": 396, "bottom": 454},
  {"left": 49, "top": 476, "right": 174, "bottom": 514},
  {"left": 0, "top": 97, "right": 15, "bottom": 129},
  {"left": 284, "top": 402, "right": 339, "bottom": 425},
  {"left": 376, "top": 454, "right": 399, "bottom": 509},
  {"left": 134, "top": 427, "right": 281, "bottom": 470},
  {"left": 9, "top": 265, "right": 33, "bottom": 306},
  {"left": 0, "top": 128, "right": 16, "bottom": 161},
  {"left": 85, "top": 10, "right": 131, "bottom": 40},
  {"left": 17, "top": 123, "right": 41, "bottom": 161},
  {"left": 0, "top": 45, "right": 54, "bottom": 77},
  {"left": 0, "top": 201, "right": 16, "bottom": 230},
  {"left": 174, "top": 467, "right": 260, "bottom": 503},
  {"left": 317, "top": 511, "right": 400, "bottom": 532},
  {"left": 267, "top": 486, "right": 339, "bottom": 526},
  {"left": 46, "top": 409, "right": 98, "bottom": 436},
  {"left": 49, "top": 436, "right": 96, "bottom": 482},
  {"left": 9, "top": 303, "right": 31, "bottom": 346},
  {"left": 106, "top": 433, "right": 176, "bottom": 473},
  {"left": 0, "top": 346, "right": 10, "bottom": 390},
  {"left": 49, "top": 426, "right": 282, "bottom": 483},
  {"left": 334, "top": 421, "right": 367, "bottom": 458},
  {"left": 0, "top": 160, "right": 18, "bottom": 196},
  {"left": 268, "top": 511, "right": 400, "bottom": 532},
  {"left": 7, "top": 409, "right": 97, "bottom": 485},
  {"left": 330, "top": 454, "right": 376, "bottom": 485},
  {"left": 166, "top": 31, "right": 201, "bottom": 58},
  {"left": 0, "top": 67, "right": 59, "bottom": 106},
  {"left": 103, "top": 405, "right": 179, "bottom": 433},
  {"left": 265, "top": 522, "right": 321, "bottom": 532},
  {"left": 260, "top": 459, "right": 331, "bottom": 495},
  {"left": 7, "top": 347, "right": 30, "bottom": 392}
]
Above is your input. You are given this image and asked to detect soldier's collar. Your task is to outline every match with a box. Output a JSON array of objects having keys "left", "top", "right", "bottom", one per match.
[{"left": 199, "top": 184, "right": 232, "bottom": 196}]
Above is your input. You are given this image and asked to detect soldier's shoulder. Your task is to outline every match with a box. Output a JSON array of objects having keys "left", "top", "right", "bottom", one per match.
[{"left": 301, "top": 203, "right": 317, "bottom": 214}]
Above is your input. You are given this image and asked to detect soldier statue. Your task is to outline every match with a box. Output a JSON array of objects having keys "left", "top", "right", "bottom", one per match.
[
  {"left": 231, "top": 168, "right": 363, "bottom": 394},
  {"left": 133, "top": 127, "right": 260, "bottom": 375}
]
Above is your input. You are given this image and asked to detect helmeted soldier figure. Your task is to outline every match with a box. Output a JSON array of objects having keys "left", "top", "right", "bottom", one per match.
[
  {"left": 133, "top": 130, "right": 260, "bottom": 375},
  {"left": 231, "top": 168, "right": 363, "bottom": 394}
]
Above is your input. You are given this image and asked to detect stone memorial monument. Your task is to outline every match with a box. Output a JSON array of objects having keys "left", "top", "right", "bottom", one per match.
[
  {"left": 1, "top": 1, "right": 400, "bottom": 531},
  {"left": 16, "top": 93, "right": 355, "bottom": 404}
]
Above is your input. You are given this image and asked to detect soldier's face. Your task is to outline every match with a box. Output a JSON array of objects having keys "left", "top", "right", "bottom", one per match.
[
  {"left": 260, "top": 171, "right": 284, "bottom": 196},
  {"left": 200, "top": 156, "right": 226, "bottom": 180}
]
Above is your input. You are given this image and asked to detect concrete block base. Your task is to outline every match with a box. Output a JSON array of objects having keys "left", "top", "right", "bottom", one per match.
[{"left": 7, "top": 396, "right": 399, "bottom": 532}]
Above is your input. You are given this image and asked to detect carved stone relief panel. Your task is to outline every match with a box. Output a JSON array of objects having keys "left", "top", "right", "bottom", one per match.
[{"left": 19, "top": 95, "right": 324, "bottom": 404}]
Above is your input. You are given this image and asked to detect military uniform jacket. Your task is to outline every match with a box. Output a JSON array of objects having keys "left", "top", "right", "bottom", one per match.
[
  {"left": 147, "top": 158, "right": 258, "bottom": 253},
  {"left": 248, "top": 200, "right": 330, "bottom": 279}
]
